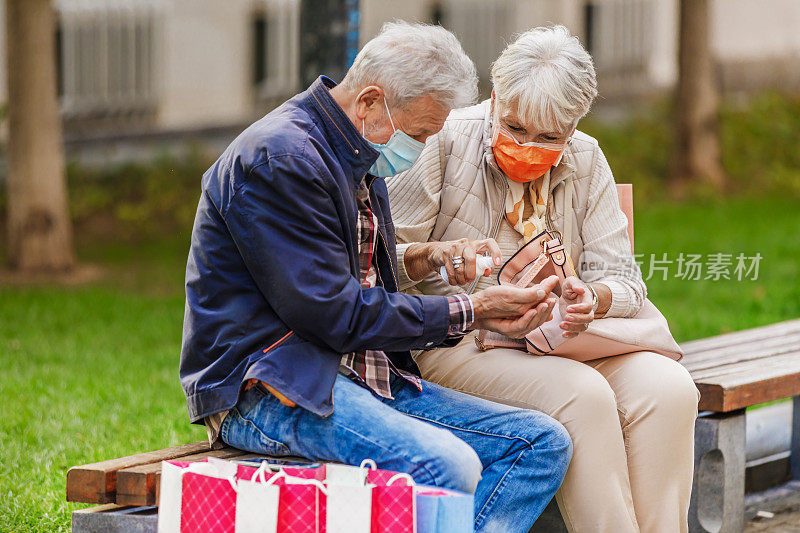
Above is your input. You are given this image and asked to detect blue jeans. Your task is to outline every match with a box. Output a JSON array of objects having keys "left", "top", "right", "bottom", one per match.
[{"left": 221, "top": 374, "right": 572, "bottom": 533}]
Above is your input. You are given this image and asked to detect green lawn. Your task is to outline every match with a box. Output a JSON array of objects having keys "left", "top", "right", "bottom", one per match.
[
  {"left": 0, "top": 235, "right": 205, "bottom": 531},
  {"left": 635, "top": 194, "right": 800, "bottom": 341},
  {"left": 1, "top": 193, "right": 798, "bottom": 531}
]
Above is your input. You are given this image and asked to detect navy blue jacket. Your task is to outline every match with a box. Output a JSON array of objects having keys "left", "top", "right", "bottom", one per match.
[{"left": 180, "top": 77, "right": 452, "bottom": 423}]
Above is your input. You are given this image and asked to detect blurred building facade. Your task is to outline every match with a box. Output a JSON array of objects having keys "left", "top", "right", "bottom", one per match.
[{"left": 0, "top": 0, "right": 799, "bottom": 138}]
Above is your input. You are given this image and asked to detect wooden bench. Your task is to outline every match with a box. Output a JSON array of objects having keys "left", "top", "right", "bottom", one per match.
[{"left": 66, "top": 319, "right": 800, "bottom": 533}]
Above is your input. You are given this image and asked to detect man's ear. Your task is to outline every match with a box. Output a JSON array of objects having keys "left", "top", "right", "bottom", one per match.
[{"left": 354, "top": 86, "right": 384, "bottom": 121}]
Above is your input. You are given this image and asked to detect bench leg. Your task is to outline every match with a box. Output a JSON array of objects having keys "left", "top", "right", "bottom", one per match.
[
  {"left": 689, "top": 410, "right": 746, "bottom": 533},
  {"left": 72, "top": 505, "right": 157, "bottom": 533},
  {"left": 791, "top": 395, "right": 800, "bottom": 481}
]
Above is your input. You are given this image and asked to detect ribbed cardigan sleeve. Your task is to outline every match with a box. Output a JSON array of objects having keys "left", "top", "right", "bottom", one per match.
[
  {"left": 385, "top": 133, "right": 444, "bottom": 290},
  {"left": 578, "top": 145, "right": 647, "bottom": 318}
]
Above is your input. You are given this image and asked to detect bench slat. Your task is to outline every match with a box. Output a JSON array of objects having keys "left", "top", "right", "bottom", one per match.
[
  {"left": 681, "top": 332, "right": 800, "bottom": 371},
  {"left": 690, "top": 351, "right": 800, "bottom": 386},
  {"left": 691, "top": 352, "right": 800, "bottom": 411},
  {"left": 115, "top": 448, "right": 251, "bottom": 506},
  {"left": 66, "top": 441, "right": 210, "bottom": 504},
  {"left": 683, "top": 338, "right": 800, "bottom": 373},
  {"left": 680, "top": 319, "right": 800, "bottom": 357}
]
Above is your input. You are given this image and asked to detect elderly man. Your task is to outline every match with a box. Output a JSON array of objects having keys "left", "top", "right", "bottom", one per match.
[{"left": 180, "top": 22, "right": 570, "bottom": 531}]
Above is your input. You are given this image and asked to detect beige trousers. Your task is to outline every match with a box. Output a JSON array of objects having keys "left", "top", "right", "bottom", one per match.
[{"left": 415, "top": 333, "right": 700, "bottom": 533}]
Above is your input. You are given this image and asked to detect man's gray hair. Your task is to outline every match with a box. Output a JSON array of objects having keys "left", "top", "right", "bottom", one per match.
[
  {"left": 491, "top": 25, "right": 598, "bottom": 132},
  {"left": 341, "top": 21, "right": 478, "bottom": 110}
]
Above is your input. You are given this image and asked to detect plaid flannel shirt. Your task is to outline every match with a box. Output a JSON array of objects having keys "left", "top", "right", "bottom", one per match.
[{"left": 339, "top": 180, "right": 474, "bottom": 399}]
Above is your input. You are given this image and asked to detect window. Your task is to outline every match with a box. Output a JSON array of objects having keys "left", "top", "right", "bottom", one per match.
[
  {"left": 434, "top": 0, "right": 511, "bottom": 84},
  {"left": 252, "top": 0, "right": 300, "bottom": 100},
  {"left": 54, "top": 0, "right": 160, "bottom": 121},
  {"left": 582, "top": 0, "right": 654, "bottom": 94}
]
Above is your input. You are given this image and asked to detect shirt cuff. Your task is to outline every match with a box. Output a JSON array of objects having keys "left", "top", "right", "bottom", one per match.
[
  {"left": 395, "top": 242, "right": 417, "bottom": 290},
  {"left": 446, "top": 294, "right": 475, "bottom": 336},
  {"left": 599, "top": 279, "right": 633, "bottom": 318}
]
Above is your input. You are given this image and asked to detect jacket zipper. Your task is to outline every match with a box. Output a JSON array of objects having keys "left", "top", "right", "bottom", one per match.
[{"left": 367, "top": 177, "right": 400, "bottom": 290}]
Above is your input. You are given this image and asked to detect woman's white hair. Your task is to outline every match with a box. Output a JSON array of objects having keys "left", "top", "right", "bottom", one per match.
[
  {"left": 341, "top": 21, "right": 478, "bottom": 111},
  {"left": 491, "top": 25, "right": 598, "bottom": 132}
]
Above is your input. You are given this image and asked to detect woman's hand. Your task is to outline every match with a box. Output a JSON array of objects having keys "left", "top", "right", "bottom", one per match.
[
  {"left": 558, "top": 276, "right": 596, "bottom": 338},
  {"left": 405, "top": 238, "right": 502, "bottom": 285}
]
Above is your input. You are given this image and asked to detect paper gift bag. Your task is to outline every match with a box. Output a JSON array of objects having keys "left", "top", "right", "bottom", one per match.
[
  {"left": 182, "top": 469, "right": 238, "bottom": 532},
  {"left": 323, "top": 462, "right": 374, "bottom": 533},
  {"left": 370, "top": 473, "right": 416, "bottom": 533},
  {"left": 326, "top": 484, "right": 373, "bottom": 533},
  {"left": 415, "top": 487, "right": 473, "bottom": 533},
  {"left": 234, "top": 478, "right": 280, "bottom": 533}
]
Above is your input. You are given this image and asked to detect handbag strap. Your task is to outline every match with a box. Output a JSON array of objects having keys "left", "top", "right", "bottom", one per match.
[
  {"left": 513, "top": 253, "right": 552, "bottom": 289},
  {"left": 562, "top": 175, "right": 574, "bottom": 259}
]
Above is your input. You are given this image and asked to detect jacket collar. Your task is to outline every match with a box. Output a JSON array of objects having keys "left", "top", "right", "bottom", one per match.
[
  {"left": 306, "top": 76, "right": 379, "bottom": 183},
  {"left": 479, "top": 99, "right": 576, "bottom": 194}
]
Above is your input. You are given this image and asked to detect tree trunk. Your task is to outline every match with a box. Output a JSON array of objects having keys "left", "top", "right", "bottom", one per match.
[
  {"left": 5, "top": 0, "right": 74, "bottom": 272},
  {"left": 672, "top": 0, "right": 726, "bottom": 195}
]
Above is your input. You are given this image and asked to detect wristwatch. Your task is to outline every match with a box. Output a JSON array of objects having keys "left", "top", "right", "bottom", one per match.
[{"left": 587, "top": 284, "right": 599, "bottom": 314}]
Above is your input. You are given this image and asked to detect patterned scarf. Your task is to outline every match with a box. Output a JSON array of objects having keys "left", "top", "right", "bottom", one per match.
[{"left": 504, "top": 170, "right": 551, "bottom": 242}]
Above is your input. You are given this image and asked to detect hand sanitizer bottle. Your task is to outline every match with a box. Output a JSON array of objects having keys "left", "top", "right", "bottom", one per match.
[{"left": 440, "top": 255, "right": 496, "bottom": 284}]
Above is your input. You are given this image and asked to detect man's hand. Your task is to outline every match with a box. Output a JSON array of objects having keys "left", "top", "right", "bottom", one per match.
[
  {"left": 558, "top": 276, "right": 595, "bottom": 339},
  {"left": 405, "top": 239, "right": 502, "bottom": 285},
  {"left": 470, "top": 275, "right": 560, "bottom": 338}
]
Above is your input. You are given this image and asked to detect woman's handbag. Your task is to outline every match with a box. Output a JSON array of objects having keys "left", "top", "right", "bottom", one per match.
[
  {"left": 474, "top": 229, "right": 683, "bottom": 361},
  {"left": 475, "top": 229, "right": 573, "bottom": 353}
]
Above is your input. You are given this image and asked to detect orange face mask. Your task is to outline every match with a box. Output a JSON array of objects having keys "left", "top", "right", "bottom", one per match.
[{"left": 491, "top": 123, "right": 570, "bottom": 183}]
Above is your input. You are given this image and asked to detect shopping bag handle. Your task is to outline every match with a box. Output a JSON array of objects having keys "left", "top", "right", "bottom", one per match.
[
  {"left": 359, "top": 459, "right": 377, "bottom": 471},
  {"left": 386, "top": 473, "right": 416, "bottom": 486},
  {"left": 251, "top": 463, "right": 328, "bottom": 494}
]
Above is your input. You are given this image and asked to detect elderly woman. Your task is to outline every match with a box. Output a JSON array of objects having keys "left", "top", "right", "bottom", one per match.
[{"left": 387, "top": 26, "right": 699, "bottom": 532}]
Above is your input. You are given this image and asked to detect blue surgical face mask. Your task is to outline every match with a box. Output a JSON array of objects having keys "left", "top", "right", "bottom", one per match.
[{"left": 363, "top": 98, "right": 425, "bottom": 177}]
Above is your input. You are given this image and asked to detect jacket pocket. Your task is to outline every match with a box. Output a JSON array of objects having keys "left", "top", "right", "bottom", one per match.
[{"left": 262, "top": 331, "right": 294, "bottom": 354}]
